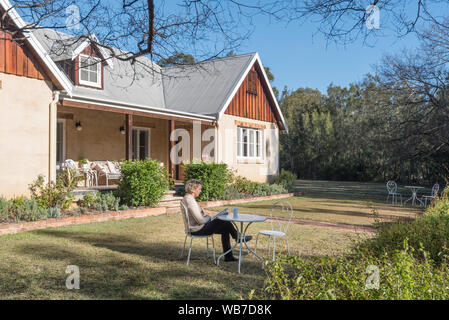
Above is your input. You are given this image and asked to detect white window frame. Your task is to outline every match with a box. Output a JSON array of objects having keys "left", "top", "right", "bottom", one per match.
[
  {"left": 56, "top": 119, "right": 66, "bottom": 165},
  {"left": 132, "top": 127, "right": 151, "bottom": 160},
  {"left": 78, "top": 54, "right": 102, "bottom": 88},
  {"left": 237, "top": 127, "right": 263, "bottom": 160}
]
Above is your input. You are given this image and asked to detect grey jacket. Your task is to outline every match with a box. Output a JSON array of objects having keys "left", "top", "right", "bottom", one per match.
[{"left": 181, "top": 193, "right": 211, "bottom": 233}]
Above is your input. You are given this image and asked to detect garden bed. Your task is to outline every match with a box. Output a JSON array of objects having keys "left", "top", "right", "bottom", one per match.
[{"left": 0, "top": 193, "right": 296, "bottom": 236}]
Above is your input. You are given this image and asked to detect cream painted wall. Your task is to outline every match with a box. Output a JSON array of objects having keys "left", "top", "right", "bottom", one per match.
[
  {"left": 217, "top": 114, "right": 280, "bottom": 183},
  {"left": 0, "top": 73, "right": 53, "bottom": 198}
]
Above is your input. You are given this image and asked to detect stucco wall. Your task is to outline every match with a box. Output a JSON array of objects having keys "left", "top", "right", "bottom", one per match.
[
  {"left": 0, "top": 73, "right": 53, "bottom": 198},
  {"left": 217, "top": 114, "right": 279, "bottom": 183},
  {"left": 59, "top": 106, "right": 170, "bottom": 167}
]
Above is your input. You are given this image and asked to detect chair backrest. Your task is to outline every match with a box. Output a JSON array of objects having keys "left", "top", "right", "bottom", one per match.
[
  {"left": 386, "top": 181, "right": 397, "bottom": 194},
  {"left": 269, "top": 200, "right": 293, "bottom": 234},
  {"left": 180, "top": 201, "right": 191, "bottom": 235},
  {"left": 432, "top": 183, "right": 440, "bottom": 197},
  {"left": 64, "top": 159, "right": 78, "bottom": 171}
]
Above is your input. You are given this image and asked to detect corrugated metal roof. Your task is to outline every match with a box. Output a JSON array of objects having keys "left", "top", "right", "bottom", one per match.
[
  {"left": 162, "top": 53, "right": 256, "bottom": 116},
  {"left": 33, "top": 28, "right": 166, "bottom": 110}
]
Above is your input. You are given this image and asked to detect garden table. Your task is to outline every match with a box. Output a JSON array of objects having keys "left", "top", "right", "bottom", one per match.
[
  {"left": 404, "top": 186, "right": 425, "bottom": 206},
  {"left": 216, "top": 212, "right": 267, "bottom": 274}
]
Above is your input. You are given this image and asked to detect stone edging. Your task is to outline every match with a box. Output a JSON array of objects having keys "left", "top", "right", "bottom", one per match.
[{"left": 0, "top": 193, "right": 297, "bottom": 236}]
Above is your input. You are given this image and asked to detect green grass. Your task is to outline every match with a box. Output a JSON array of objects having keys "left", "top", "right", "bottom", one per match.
[
  {"left": 210, "top": 180, "right": 424, "bottom": 227},
  {"left": 0, "top": 214, "right": 358, "bottom": 300},
  {"left": 0, "top": 179, "right": 423, "bottom": 300}
]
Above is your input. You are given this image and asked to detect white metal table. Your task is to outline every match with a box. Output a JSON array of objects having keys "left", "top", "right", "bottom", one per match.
[
  {"left": 216, "top": 213, "right": 267, "bottom": 273},
  {"left": 404, "top": 186, "right": 425, "bottom": 206}
]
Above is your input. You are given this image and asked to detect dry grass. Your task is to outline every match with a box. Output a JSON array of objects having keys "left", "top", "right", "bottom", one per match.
[{"left": 0, "top": 180, "right": 422, "bottom": 300}]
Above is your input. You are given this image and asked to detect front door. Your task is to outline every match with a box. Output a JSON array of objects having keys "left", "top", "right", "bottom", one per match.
[{"left": 132, "top": 128, "right": 150, "bottom": 160}]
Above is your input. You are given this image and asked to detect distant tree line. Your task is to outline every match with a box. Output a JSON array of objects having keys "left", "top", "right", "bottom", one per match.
[{"left": 279, "top": 73, "right": 449, "bottom": 185}]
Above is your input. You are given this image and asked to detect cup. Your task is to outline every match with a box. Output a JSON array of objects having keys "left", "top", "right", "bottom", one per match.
[{"left": 232, "top": 208, "right": 238, "bottom": 218}]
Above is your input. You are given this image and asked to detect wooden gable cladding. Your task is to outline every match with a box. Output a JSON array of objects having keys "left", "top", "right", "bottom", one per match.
[
  {"left": 0, "top": 31, "right": 47, "bottom": 80},
  {"left": 225, "top": 64, "right": 279, "bottom": 125}
]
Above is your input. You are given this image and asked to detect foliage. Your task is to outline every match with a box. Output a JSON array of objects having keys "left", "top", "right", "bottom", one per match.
[
  {"left": 257, "top": 191, "right": 449, "bottom": 300},
  {"left": 357, "top": 187, "right": 449, "bottom": 265},
  {"left": 118, "top": 159, "right": 170, "bottom": 207},
  {"left": 183, "top": 161, "right": 233, "bottom": 201},
  {"left": 0, "top": 196, "right": 60, "bottom": 223},
  {"left": 273, "top": 169, "right": 297, "bottom": 191},
  {"left": 279, "top": 81, "right": 449, "bottom": 185},
  {"left": 252, "top": 183, "right": 287, "bottom": 197},
  {"left": 232, "top": 176, "right": 258, "bottom": 196},
  {"left": 77, "top": 192, "right": 121, "bottom": 212},
  {"left": 28, "top": 169, "right": 81, "bottom": 211},
  {"left": 258, "top": 240, "right": 449, "bottom": 300},
  {"left": 221, "top": 185, "right": 246, "bottom": 200}
]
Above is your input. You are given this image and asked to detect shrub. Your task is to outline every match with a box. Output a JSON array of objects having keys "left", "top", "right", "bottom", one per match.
[
  {"left": 273, "top": 169, "right": 297, "bottom": 191},
  {"left": 356, "top": 187, "right": 449, "bottom": 265},
  {"left": 118, "top": 159, "right": 170, "bottom": 207},
  {"left": 256, "top": 241, "right": 449, "bottom": 300},
  {"left": 78, "top": 192, "right": 121, "bottom": 212},
  {"left": 183, "top": 161, "right": 233, "bottom": 201},
  {"left": 253, "top": 183, "right": 287, "bottom": 197},
  {"left": 221, "top": 185, "right": 245, "bottom": 200},
  {"left": 0, "top": 197, "right": 54, "bottom": 223},
  {"left": 28, "top": 169, "right": 81, "bottom": 211},
  {"left": 233, "top": 176, "right": 258, "bottom": 196}
]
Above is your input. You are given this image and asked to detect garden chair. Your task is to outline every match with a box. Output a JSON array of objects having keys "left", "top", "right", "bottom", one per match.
[
  {"left": 386, "top": 181, "right": 403, "bottom": 205},
  {"left": 180, "top": 202, "right": 216, "bottom": 265},
  {"left": 94, "top": 161, "right": 122, "bottom": 186},
  {"left": 254, "top": 200, "right": 293, "bottom": 261},
  {"left": 421, "top": 183, "right": 440, "bottom": 207}
]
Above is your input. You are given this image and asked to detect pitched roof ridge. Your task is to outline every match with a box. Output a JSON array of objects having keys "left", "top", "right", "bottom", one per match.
[{"left": 161, "top": 52, "right": 257, "bottom": 70}]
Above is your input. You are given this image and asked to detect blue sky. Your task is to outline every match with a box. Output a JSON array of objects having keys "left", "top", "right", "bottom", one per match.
[{"left": 238, "top": 16, "right": 420, "bottom": 94}]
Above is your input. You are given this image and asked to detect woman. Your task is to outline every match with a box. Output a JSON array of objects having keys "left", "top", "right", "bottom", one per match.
[{"left": 181, "top": 179, "right": 252, "bottom": 262}]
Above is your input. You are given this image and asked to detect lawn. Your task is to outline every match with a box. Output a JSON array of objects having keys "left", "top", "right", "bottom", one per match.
[
  {"left": 0, "top": 180, "right": 424, "bottom": 300},
  {"left": 210, "top": 180, "right": 424, "bottom": 227}
]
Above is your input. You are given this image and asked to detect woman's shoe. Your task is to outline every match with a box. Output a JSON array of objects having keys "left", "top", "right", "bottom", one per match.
[
  {"left": 237, "top": 235, "right": 253, "bottom": 243},
  {"left": 224, "top": 255, "right": 239, "bottom": 262}
]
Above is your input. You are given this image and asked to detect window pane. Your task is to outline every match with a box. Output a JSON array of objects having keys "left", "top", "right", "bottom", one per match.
[
  {"left": 256, "top": 130, "right": 262, "bottom": 157},
  {"left": 90, "top": 71, "right": 98, "bottom": 83},
  {"left": 56, "top": 122, "right": 63, "bottom": 162},
  {"left": 139, "top": 130, "right": 148, "bottom": 160},
  {"left": 249, "top": 130, "right": 254, "bottom": 157},
  {"left": 237, "top": 128, "right": 241, "bottom": 157},
  {"left": 80, "top": 69, "right": 89, "bottom": 81},
  {"left": 80, "top": 57, "right": 89, "bottom": 68},
  {"left": 242, "top": 129, "right": 248, "bottom": 157},
  {"left": 132, "top": 130, "right": 138, "bottom": 160}
]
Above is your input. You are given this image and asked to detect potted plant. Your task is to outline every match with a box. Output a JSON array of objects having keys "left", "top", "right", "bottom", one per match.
[{"left": 79, "top": 158, "right": 89, "bottom": 169}]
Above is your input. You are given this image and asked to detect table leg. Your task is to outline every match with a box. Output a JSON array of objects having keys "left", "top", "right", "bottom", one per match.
[{"left": 216, "top": 221, "right": 265, "bottom": 273}]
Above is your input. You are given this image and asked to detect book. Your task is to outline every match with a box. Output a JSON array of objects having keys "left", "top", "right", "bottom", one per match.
[{"left": 210, "top": 208, "right": 229, "bottom": 221}]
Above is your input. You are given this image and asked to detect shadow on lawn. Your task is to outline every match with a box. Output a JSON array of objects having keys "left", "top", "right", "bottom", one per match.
[{"left": 8, "top": 229, "right": 266, "bottom": 299}]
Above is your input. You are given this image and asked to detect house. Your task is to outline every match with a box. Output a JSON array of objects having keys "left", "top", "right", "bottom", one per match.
[{"left": 0, "top": 1, "right": 288, "bottom": 198}]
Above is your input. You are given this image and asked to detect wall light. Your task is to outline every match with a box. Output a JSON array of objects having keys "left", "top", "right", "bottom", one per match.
[
  {"left": 120, "top": 126, "right": 126, "bottom": 135},
  {"left": 75, "top": 121, "right": 83, "bottom": 131}
]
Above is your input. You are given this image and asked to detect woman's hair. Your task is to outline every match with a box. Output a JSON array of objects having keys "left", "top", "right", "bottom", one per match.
[{"left": 185, "top": 179, "right": 203, "bottom": 194}]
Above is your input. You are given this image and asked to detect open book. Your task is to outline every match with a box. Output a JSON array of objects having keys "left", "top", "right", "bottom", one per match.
[{"left": 210, "top": 208, "right": 229, "bottom": 221}]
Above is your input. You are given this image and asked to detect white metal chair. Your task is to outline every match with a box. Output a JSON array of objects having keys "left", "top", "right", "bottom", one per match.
[
  {"left": 180, "top": 202, "right": 215, "bottom": 265},
  {"left": 254, "top": 200, "right": 293, "bottom": 261},
  {"left": 422, "top": 183, "right": 440, "bottom": 207},
  {"left": 386, "top": 181, "right": 403, "bottom": 205}
]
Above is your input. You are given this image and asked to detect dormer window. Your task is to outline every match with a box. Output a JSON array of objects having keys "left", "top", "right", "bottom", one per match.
[{"left": 79, "top": 54, "right": 101, "bottom": 88}]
